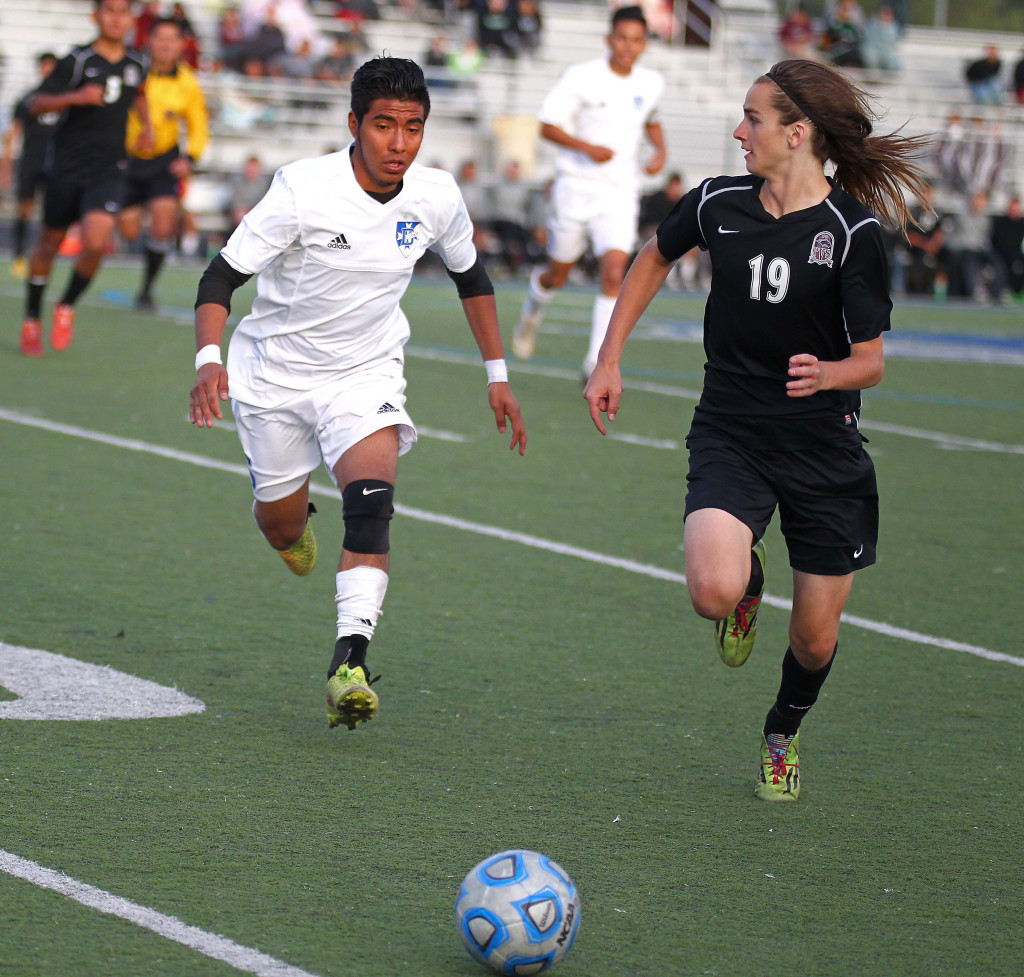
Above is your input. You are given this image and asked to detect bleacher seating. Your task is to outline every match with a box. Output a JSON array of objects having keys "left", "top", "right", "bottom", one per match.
[{"left": 1, "top": 0, "right": 1022, "bottom": 219}]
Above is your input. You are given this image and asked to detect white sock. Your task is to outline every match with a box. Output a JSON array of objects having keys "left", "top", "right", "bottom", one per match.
[
  {"left": 335, "top": 566, "right": 389, "bottom": 641},
  {"left": 523, "top": 264, "right": 555, "bottom": 318},
  {"left": 583, "top": 293, "right": 617, "bottom": 374}
]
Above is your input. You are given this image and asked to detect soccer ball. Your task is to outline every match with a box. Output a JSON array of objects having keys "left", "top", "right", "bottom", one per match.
[{"left": 454, "top": 849, "right": 582, "bottom": 976}]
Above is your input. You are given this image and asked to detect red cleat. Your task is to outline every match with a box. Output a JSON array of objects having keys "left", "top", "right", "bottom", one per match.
[
  {"left": 20, "top": 318, "right": 43, "bottom": 357},
  {"left": 51, "top": 303, "right": 76, "bottom": 351}
]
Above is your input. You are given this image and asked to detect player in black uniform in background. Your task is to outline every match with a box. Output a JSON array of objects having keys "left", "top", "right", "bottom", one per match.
[
  {"left": 19, "top": 0, "right": 150, "bottom": 357},
  {"left": 584, "top": 59, "right": 931, "bottom": 801},
  {"left": 1, "top": 53, "right": 60, "bottom": 280}
]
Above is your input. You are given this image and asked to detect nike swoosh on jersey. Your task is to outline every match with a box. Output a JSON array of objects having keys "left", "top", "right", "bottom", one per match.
[
  {"left": 362, "top": 487, "right": 389, "bottom": 495},
  {"left": 718, "top": 226, "right": 739, "bottom": 234},
  {"left": 853, "top": 544, "right": 864, "bottom": 558}
]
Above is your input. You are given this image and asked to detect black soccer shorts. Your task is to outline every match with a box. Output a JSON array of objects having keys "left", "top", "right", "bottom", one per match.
[
  {"left": 43, "top": 167, "right": 126, "bottom": 229},
  {"left": 683, "top": 420, "right": 879, "bottom": 576}
]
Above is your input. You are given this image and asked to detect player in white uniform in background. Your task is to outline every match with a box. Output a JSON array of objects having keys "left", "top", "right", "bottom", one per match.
[
  {"left": 189, "top": 57, "right": 527, "bottom": 731},
  {"left": 512, "top": 5, "right": 666, "bottom": 378}
]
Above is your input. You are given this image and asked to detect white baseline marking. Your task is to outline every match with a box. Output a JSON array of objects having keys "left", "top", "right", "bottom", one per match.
[
  {"left": 1, "top": 408, "right": 1020, "bottom": 668},
  {"left": 0, "top": 850, "right": 322, "bottom": 977},
  {"left": 405, "top": 346, "right": 1024, "bottom": 455}
]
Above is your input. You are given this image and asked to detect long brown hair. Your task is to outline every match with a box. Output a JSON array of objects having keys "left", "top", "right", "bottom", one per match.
[{"left": 761, "top": 59, "right": 932, "bottom": 232}]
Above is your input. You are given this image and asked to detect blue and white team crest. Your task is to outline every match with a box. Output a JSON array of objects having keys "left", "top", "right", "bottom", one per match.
[
  {"left": 396, "top": 220, "right": 421, "bottom": 257},
  {"left": 808, "top": 230, "right": 835, "bottom": 268}
]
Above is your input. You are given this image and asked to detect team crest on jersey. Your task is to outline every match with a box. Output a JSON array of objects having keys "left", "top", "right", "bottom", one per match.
[
  {"left": 808, "top": 230, "right": 835, "bottom": 268},
  {"left": 124, "top": 64, "right": 141, "bottom": 88},
  {"left": 634, "top": 96, "right": 644, "bottom": 109},
  {"left": 396, "top": 221, "right": 420, "bottom": 257}
]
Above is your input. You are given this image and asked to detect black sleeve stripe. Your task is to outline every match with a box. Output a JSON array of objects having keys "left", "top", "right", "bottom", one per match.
[
  {"left": 445, "top": 254, "right": 494, "bottom": 299},
  {"left": 194, "top": 253, "right": 253, "bottom": 312}
]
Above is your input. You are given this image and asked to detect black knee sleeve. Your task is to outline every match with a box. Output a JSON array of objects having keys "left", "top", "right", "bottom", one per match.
[{"left": 341, "top": 479, "right": 394, "bottom": 554}]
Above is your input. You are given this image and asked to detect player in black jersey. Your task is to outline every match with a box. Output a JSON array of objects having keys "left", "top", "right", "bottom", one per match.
[
  {"left": 1, "top": 53, "right": 60, "bottom": 280},
  {"left": 18, "top": 0, "right": 150, "bottom": 357},
  {"left": 584, "top": 59, "right": 931, "bottom": 801}
]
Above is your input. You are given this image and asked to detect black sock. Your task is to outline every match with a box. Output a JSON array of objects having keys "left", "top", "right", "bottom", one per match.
[
  {"left": 140, "top": 245, "right": 165, "bottom": 298},
  {"left": 14, "top": 218, "right": 27, "bottom": 258},
  {"left": 763, "top": 645, "right": 836, "bottom": 738},
  {"left": 60, "top": 270, "right": 92, "bottom": 307},
  {"left": 746, "top": 545, "right": 764, "bottom": 597},
  {"left": 26, "top": 280, "right": 46, "bottom": 319},
  {"left": 328, "top": 634, "right": 369, "bottom": 677}
]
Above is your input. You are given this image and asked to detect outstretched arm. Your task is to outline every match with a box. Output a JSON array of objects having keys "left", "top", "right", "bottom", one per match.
[
  {"left": 583, "top": 236, "right": 673, "bottom": 434},
  {"left": 460, "top": 293, "right": 527, "bottom": 455},
  {"left": 644, "top": 121, "right": 667, "bottom": 176}
]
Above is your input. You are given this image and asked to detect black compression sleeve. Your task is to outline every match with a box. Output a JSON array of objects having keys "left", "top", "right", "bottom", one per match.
[
  {"left": 195, "top": 253, "right": 253, "bottom": 312},
  {"left": 446, "top": 255, "right": 494, "bottom": 299}
]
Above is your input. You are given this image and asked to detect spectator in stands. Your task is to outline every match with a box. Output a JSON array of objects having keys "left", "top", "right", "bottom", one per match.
[
  {"left": 860, "top": 3, "right": 900, "bottom": 72},
  {"left": 638, "top": 171, "right": 695, "bottom": 288},
  {"left": 448, "top": 38, "right": 484, "bottom": 79},
  {"left": 491, "top": 159, "right": 533, "bottom": 275},
  {"left": 514, "top": 0, "right": 543, "bottom": 58},
  {"left": 134, "top": 0, "right": 161, "bottom": 50},
  {"left": 242, "top": 0, "right": 327, "bottom": 65},
  {"left": 903, "top": 185, "right": 950, "bottom": 298},
  {"left": 1, "top": 51, "right": 59, "bottom": 280},
  {"left": 820, "top": 0, "right": 864, "bottom": 68},
  {"left": 169, "top": 2, "right": 200, "bottom": 67},
  {"left": 217, "top": 4, "right": 248, "bottom": 72},
  {"left": 965, "top": 46, "right": 1003, "bottom": 105},
  {"left": 968, "top": 119, "right": 1010, "bottom": 196},
  {"left": 478, "top": 0, "right": 518, "bottom": 59},
  {"left": 227, "top": 154, "right": 271, "bottom": 230},
  {"left": 991, "top": 195, "right": 1024, "bottom": 301},
  {"left": 270, "top": 37, "right": 317, "bottom": 79},
  {"left": 456, "top": 159, "right": 492, "bottom": 254},
  {"left": 945, "top": 190, "right": 1004, "bottom": 302},
  {"left": 334, "top": 0, "right": 381, "bottom": 23},
  {"left": 242, "top": 4, "right": 287, "bottom": 76},
  {"left": 1013, "top": 51, "right": 1024, "bottom": 104},
  {"left": 423, "top": 34, "right": 457, "bottom": 88},
  {"left": 778, "top": 9, "right": 817, "bottom": 61},
  {"left": 315, "top": 33, "right": 358, "bottom": 83}
]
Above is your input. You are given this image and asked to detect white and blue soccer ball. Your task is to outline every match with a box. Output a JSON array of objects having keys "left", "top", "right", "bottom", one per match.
[{"left": 455, "top": 849, "right": 582, "bottom": 976}]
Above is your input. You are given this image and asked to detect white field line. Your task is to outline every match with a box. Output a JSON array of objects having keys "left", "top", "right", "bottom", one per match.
[
  {"left": 0, "top": 850, "right": 322, "bottom": 977},
  {"left": 3, "top": 408, "right": 1020, "bottom": 667},
  {"left": 405, "top": 345, "right": 1024, "bottom": 455}
]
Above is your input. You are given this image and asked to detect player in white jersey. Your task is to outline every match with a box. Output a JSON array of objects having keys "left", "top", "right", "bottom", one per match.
[
  {"left": 512, "top": 5, "right": 666, "bottom": 378},
  {"left": 189, "top": 57, "right": 527, "bottom": 731}
]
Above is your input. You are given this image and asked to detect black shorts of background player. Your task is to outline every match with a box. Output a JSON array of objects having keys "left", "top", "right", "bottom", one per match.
[
  {"left": 18, "top": 0, "right": 150, "bottom": 357},
  {"left": 0, "top": 52, "right": 59, "bottom": 278},
  {"left": 584, "top": 58, "right": 932, "bottom": 802}
]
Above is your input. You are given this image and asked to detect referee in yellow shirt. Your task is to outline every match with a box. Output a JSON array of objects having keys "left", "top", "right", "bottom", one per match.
[{"left": 121, "top": 15, "right": 208, "bottom": 310}]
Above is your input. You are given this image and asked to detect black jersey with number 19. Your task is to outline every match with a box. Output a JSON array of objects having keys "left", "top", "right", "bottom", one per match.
[{"left": 657, "top": 175, "right": 891, "bottom": 437}]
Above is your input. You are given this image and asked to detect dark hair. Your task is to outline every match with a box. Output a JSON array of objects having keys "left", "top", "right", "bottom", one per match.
[
  {"left": 762, "top": 59, "right": 932, "bottom": 232},
  {"left": 350, "top": 56, "right": 431, "bottom": 126},
  {"left": 38, "top": 51, "right": 57, "bottom": 64},
  {"left": 611, "top": 5, "right": 647, "bottom": 29},
  {"left": 150, "top": 16, "right": 184, "bottom": 33}
]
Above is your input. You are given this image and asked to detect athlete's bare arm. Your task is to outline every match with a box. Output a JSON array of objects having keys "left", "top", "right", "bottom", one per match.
[
  {"left": 539, "top": 122, "right": 613, "bottom": 164},
  {"left": 189, "top": 303, "right": 230, "bottom": 428}
]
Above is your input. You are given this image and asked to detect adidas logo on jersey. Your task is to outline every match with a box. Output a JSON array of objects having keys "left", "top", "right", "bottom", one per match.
[
  {"left": 328, "top": 233, "right": 351, "bottom": 250},
  {"left": 377, "top": 402, "right": 400, "bottom": 414}
]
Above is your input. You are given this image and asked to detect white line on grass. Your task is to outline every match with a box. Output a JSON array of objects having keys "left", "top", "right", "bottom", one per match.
[
  {"left": 0, "top": 850, "right": 322, "bottom": 977},
  {"left": 405, "top": 345, "right": 1024, "bottom": 455},
  {"left": 2, "top": 408, "right": 1021, "bottom": 668}
]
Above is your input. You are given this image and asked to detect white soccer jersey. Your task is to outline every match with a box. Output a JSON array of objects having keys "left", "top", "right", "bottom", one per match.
[
  {"left": 221, "top": 149, "right": 477, "bottom": 408},
  {"left": 538, "top": 57, "right": 664, "bottom": 189}
]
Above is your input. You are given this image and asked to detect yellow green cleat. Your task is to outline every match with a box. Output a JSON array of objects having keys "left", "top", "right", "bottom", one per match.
[
  {"left": 326, "top": 664, "right": 379, "bottom": 730},
  {"left": 755, "top": 731, "right": 800, "bottom": 802},
  {"left": 277, "top": 505, "right": 317, "bottom": 575},
  {"left": 715, "top": 538, "right": 766, "bottom": 667}
]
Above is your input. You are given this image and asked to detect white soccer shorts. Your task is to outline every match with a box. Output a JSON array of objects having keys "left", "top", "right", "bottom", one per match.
[
  {"left": 546, "top": 176, "right": 640, "bottom": 263},
  {"left": 232, "top": 360, "right": 417, "bottom": 502}
]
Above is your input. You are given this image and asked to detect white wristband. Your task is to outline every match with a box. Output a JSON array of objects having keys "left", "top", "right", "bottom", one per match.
[
  {"left": 195, "top": 344, "right": 222, "bottom": 371},
  {"left": 484, "top": 358, "right": 508, "bottom": 385}
]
